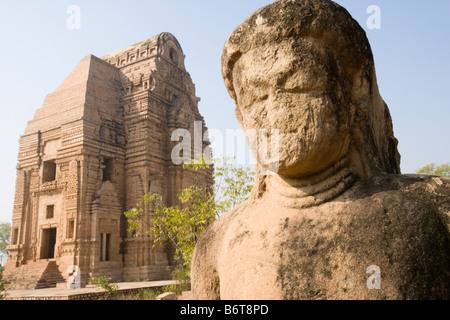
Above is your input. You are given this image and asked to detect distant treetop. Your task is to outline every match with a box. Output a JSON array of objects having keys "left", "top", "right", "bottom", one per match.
[{"left": 417, "top": 163, "right": 450, "bottom": 177}]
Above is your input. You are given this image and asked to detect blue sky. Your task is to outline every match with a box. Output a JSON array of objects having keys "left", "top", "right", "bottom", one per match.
[{"left": 0, "top": 0, "right": 449, "bottom": 223}]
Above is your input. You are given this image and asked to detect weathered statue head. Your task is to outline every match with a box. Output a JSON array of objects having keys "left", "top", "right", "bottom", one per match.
[
  {"left": 192, "top": 0, "right": 450, "bottom": 301},
  {"left": 222, "top": 0, "right": 400, "bottom": 180}
]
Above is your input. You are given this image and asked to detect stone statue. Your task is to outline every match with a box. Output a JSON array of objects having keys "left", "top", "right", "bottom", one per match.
[{"left": 191, "top": 0, "right": 450, "bottom": 299}]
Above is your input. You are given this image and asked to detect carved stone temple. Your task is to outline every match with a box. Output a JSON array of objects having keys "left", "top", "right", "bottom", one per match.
[{"left": 4, "top": 33, "right": 213, "bottom": 290}]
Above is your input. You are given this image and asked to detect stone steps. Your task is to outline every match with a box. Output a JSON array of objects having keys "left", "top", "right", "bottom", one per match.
[
  {"left": 4, "top": 260, "right": 65, "bottom": 290},
  {"left": 35, "top": 261, "right": 66, "bottom": 289}
]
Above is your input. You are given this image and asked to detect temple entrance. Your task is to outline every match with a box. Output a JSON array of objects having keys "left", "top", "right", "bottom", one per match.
[{"left": 41, "top": 228, "right": 57, "bottom": 259}]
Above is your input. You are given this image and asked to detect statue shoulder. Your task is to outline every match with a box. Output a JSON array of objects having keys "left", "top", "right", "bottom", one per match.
[
  {"left": 191, "top": 201, "right": 248, "bottom": 300},
  {"left": 395, "top": 174, "right": 450, "bottom": 197},
  {"left": 364, "top": 173, "right": 450, "bottom": 196},
  {"left": 369, "top": 173, "right": 450, "bottom": 230},
  {"left": 351, "top": 173, "right": 450, "bottom": 221},
  {"left": 196, "top": 201, "right": 248, "bottom": 253}
]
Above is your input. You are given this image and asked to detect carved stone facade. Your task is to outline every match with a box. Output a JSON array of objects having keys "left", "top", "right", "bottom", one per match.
[{"left": 4, "top": 33, "right": 213, "bottom": 289}]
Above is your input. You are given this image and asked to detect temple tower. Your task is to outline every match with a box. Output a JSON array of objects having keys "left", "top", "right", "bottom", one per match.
[{"left": 4, "top": 33, "right": 213, "bottom": 289}]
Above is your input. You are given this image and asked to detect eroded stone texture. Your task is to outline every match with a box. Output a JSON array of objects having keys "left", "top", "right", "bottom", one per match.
[
  {"left": 4, "top": 33, "right": 213, "bottom": 290},
  {"left": 191, "top": 0, "right": 450, "bottom": 300}
]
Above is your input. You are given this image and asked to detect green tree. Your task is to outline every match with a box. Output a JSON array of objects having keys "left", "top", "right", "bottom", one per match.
[
  {"left": 417, "top": 163, "right": 450, "bottom": 177},
  {"left": 0, "top": 266, "right": 7, "bottom": 300},
  {"left": 0, "top": 222, "right": 11, "bottom": 266},
  {"left": 0, "top": 221, "right": 9, "bottom": 299},
  {"left": 211, "top": 156, "right": 255, "bottom": 215},
  {"left": 124, "top": 155, "right": 254, "bottom": 281},
  {"left": 88, "top": 276, "right": 119, "bottom": 299}
]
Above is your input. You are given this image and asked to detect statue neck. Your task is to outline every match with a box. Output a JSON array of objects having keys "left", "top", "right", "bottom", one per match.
[{"left": 263, "top": 155, "right": 357, "bottom": 209}]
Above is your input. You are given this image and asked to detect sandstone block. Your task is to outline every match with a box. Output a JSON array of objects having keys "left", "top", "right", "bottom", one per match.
[{"left": 156, "top": 292, "right": 177, "bottom": 300}]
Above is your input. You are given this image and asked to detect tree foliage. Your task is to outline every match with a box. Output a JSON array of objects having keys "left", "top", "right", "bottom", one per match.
[
  {"left": 88, "top": 276, "right": 119, "bottom": 298},
  {"left": 417, "top": 163, "right": 450, "bottom": 177},
  {"left": 0, "top": 266, "right": 7, "bottom": 300},
  {"left": 124, "top": 155, "right": 254, "bottom": 279},
  {"left": 0, "top": 221, "right": 11, "bottom": 254},
  {"left": 212, "top": 156, "right": 255, "bottom": 215}
]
